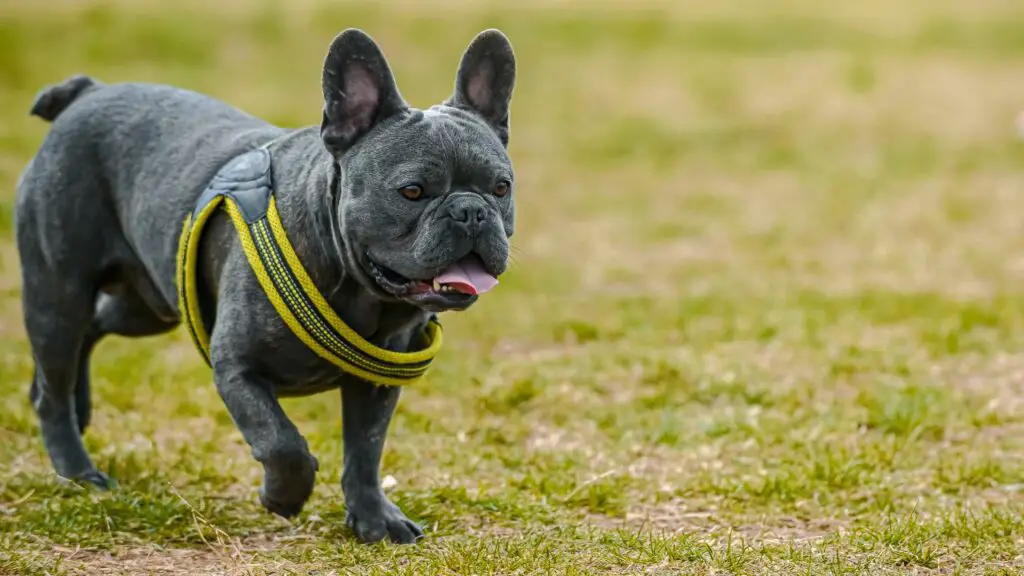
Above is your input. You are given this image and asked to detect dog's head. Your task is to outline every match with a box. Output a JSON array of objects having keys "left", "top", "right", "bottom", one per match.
[{"left": 320, "top": 28, "right": 516, "bottom": 313}]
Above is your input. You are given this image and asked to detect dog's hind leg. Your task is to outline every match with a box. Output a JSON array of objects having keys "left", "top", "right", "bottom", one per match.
[
  {"left": 71, "top": 280, "right": 179, "bottom": 434},
  {"left": 14, "top": 156, "right": 157, "bottom": 489},
  {"left": 20, "top": 269, "right": 111, "bottom": 488}
]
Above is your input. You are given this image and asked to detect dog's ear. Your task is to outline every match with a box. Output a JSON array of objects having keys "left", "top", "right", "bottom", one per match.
[
  {"left": 445, "top": 29, "right": 516, "bottom": 147},
  {"left": 321, "top": 29, "right": 407, "bottom": 155}
]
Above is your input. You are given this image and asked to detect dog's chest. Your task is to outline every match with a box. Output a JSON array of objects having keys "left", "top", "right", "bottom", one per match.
[
  {"left": 269, "top": 357, "right": 369, "bottom": 397},
  {"left": 262, "top": 326, "right": 427, "bottom": 397},
  {"left": 249, "top": 328, "right": 370, "bottom": 396}
]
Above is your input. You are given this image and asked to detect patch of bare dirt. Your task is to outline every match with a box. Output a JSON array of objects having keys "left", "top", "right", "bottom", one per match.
[
  {"left": 52, "top": 545, "right": 268, "bottom": 576},
  {"left": 587, "top": 499, "right": 848, "bottom": 543},
  {"left": 2, "top": 530, "right": 326, "bottom": 576}
]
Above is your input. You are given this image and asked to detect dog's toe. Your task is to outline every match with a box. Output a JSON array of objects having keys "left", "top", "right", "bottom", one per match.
[
  {"left": 82, "top": 470, "right": 115, "bottom": 490},
  {"left": 404, "top": 518, "right": 425, "bottom": 541},
  {"left": 59, "top": 469, "right": 115, "bottom": 490},
  {"left": 346, "top": 498, "right": 424, "bottom": 545}
]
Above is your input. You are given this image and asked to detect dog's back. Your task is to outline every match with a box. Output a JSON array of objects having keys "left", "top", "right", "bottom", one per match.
[{"left": 17, "top": 75, "right": 285, "bottom": 310}]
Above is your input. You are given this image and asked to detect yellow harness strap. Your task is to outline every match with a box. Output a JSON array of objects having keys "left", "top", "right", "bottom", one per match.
[{"left": 175, "top": 147, "right": 443, "bottom": 386}]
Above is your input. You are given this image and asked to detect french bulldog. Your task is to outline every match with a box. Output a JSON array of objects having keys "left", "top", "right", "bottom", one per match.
[{"left": 14, "top": 28, "right": 516, "bottom": 544}]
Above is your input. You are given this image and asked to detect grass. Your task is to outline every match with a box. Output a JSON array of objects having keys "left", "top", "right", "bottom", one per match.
[{"left": 3, "top": 0, "right": 1024, "bottom": 573}]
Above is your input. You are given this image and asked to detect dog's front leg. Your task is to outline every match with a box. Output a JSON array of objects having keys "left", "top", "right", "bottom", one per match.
[
  {"left": 214, "top": 363, "right": 319, "bottom": 518},
  {"left": 341, "top": 380, "right": 423, "bottom": 544}
]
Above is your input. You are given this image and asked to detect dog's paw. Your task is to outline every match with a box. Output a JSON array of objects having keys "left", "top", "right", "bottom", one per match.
[
  {"left": 259, "top": 488, "right": 307, "bottom": 518},
  {"left": 346, "top": 495, "right": 424, "bottom": 544},
  {"left": 258, "top": 451, "right": 319, "bottom": 519},
  {"left": 58, "top": 469, "right": 115, "bottom": 491}
]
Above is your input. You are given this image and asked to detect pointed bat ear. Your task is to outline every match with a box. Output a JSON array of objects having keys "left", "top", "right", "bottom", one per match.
[
  {"left": 444, "top": 29, "right": 516, "bottom": 147},
  {"left": 320, "top": 28, "right": 408, "bottom": 155}
]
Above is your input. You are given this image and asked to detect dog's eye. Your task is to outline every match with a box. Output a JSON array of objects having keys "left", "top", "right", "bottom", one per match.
[
  {"left": 494, "top": 181, "right": 511, "bottom": 197},
  {"left": 398, "top": 184, "right": 423, "bottom": 201}
]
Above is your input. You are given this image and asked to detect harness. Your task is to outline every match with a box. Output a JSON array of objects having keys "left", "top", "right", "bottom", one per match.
[{"left": 175, "top": 146, "right": 443, "bottom": 387}]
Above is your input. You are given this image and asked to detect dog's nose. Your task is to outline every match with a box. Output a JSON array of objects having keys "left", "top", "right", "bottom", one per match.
[
  {"left": 446, "top": 196, "right": 488, "bottom": 234},
  {"left": 449, "top": 204, "right": 487, "bottom": 223}
]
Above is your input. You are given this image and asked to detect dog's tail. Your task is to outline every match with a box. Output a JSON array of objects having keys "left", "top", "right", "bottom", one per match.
[{"left": 29, "top": 75, "right": 101, "bottom": 122}]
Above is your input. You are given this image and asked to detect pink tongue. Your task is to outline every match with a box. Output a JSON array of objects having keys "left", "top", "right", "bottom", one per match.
[{"left": 434, "top": 256, "right": 499, "bottom": 295}]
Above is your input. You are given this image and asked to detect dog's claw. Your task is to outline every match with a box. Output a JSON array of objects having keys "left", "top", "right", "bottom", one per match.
[{"left": 84, "top": 470, "right": 115, "bottom": 490}]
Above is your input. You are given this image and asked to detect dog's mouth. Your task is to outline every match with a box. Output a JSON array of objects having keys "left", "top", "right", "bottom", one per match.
[{"left": 366, "top": 254, "right": 499, "bottom": 312}]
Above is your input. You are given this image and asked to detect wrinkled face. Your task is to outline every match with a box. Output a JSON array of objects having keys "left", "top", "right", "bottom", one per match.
[
  {"left": 319, "top": 28, "right": 517, "bottom": 313},
  {"left": 340, "top": 106, "right": 514, "bottom": 312}
]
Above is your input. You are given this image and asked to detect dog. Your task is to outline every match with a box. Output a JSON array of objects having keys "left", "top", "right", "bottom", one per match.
[{"left": 14, "top": 28, "right": 516, "bottom": 544}]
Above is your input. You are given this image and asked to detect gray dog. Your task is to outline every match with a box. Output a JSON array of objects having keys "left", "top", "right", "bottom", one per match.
[{"left": 14, "top": 28, "right": 516, "bottom": 544}]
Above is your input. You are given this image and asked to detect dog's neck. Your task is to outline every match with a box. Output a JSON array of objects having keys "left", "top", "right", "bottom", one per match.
[{"left": 268, "top": 128, "right": 430, "bottom": 348}]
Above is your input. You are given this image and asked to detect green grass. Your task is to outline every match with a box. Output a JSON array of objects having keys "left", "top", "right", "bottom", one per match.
[{"left": 4, "top": 0, "right": 1024, "bottom": 573}]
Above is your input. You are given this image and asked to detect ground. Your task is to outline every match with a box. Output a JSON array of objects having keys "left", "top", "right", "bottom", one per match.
[{"left": 2, "top": 0, "right": 1024, "bottom": 574}]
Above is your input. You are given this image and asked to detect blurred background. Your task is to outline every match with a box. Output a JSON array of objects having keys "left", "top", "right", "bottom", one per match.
[{"left": 4, "top": 0, "right": 1024, "bottom": 572}]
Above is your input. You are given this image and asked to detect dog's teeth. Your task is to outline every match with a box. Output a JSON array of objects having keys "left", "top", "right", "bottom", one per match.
[{"left": 433, "top": 279, "right": 441, "bottom": 291}]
